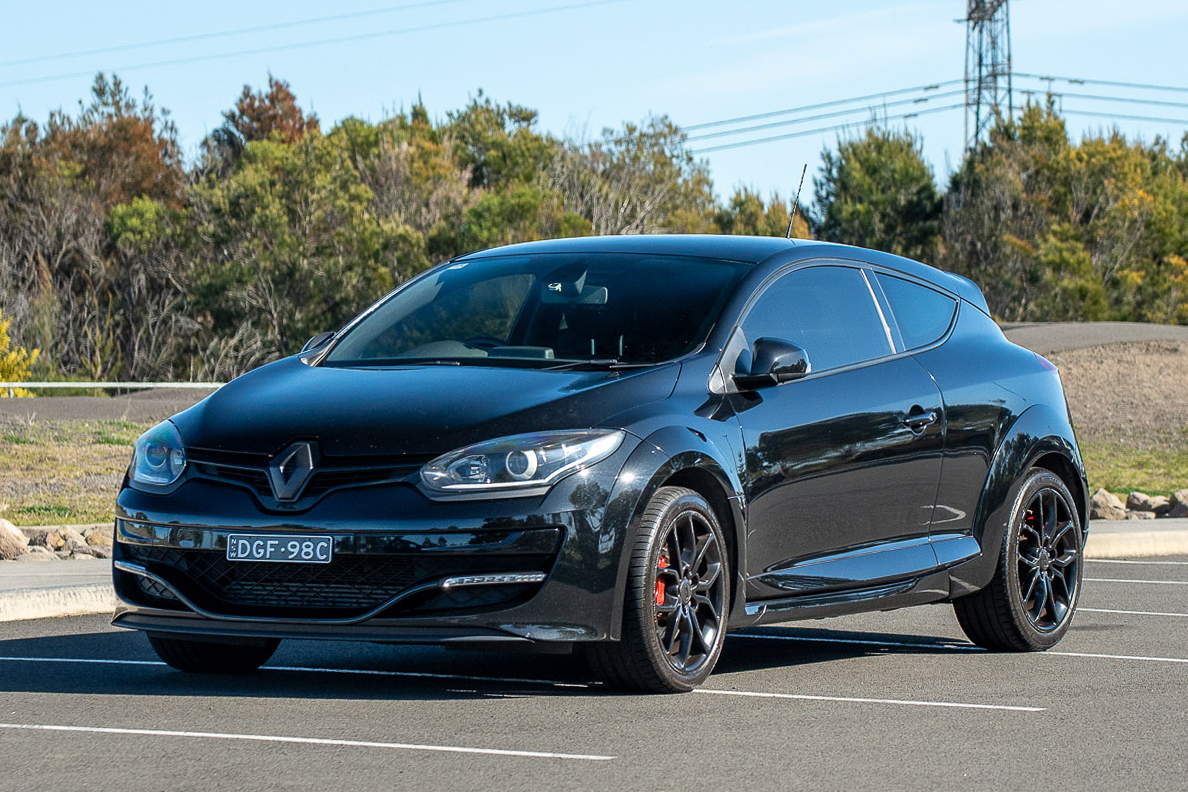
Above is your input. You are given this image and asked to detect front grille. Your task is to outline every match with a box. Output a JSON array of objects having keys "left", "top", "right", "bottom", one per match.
[
  {"left": 192, "top": 463, "right": 271, "bottom": 497},
  {"left": 187, "top": 448, "right": 432, "bottom": 509},
  {"left": 118, "top": 542, "right": 554, "bottom": 619}
]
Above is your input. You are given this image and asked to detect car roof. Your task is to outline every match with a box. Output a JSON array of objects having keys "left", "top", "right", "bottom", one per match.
[
  {"left": 456, "top": 234, "right": 988, "bottom": 311},
  {"left": 456, "top": 234, "right": 798, "bottom": 263}
]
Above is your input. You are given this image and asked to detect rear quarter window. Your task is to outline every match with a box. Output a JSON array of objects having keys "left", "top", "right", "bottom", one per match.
[{"left": 876, "top": 273, "right": 957, "bottom": 350}]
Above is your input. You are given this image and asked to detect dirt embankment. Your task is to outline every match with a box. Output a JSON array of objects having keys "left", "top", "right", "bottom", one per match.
[{"left": 1047, "top": 341, "right": 1188, "bottom": 451}]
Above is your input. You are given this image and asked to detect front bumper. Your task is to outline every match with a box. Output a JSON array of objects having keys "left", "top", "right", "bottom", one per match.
[{"left": 111, "top": 442, "right": 642, "bottom": 644}]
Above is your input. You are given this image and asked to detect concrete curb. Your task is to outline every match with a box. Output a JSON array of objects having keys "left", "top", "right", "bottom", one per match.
[
  {"left": 0, "top": 583, "right": 116, "bottom": 623},
  {"left": 1085, "top": 530, "right": 1188, "bottom": 559}
]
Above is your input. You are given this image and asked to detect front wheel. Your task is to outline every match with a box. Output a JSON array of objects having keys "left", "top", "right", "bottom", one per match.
[
  {"left": 954, "top": 468, "right": 1083, "bottom": 651},
  {"left": 586, "top": 486, "right": 730, "bottom": 693},
  {"left": 149, "top": 635, "right": 280, "bottom": 673}
]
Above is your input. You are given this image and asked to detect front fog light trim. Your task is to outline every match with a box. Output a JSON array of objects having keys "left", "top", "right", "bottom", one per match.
[{"left": 420, "top": 430, "right": 625, "bottom": 494}]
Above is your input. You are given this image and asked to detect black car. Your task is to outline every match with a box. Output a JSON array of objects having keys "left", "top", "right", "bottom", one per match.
[{"left": 112, "top": 235, "right": 1087, "bottom": 692}]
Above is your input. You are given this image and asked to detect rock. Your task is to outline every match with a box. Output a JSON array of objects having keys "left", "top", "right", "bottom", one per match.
[
  {"left": 1172, "top": 489, "right": 1188, "bottom": 508},
  {"left": 1126, "top": 510, "right": 1156, "bottom": 520},
  {"left": 1, "top": 518, "right": 29, "bottom": 560},
  {"left": 1151, "top": 496, "right": 1171, "bottom": 517},
  {"left": 46, "top": 527, "right": 87, "bottom": 552},
  {"left": 1126, "top": 491, "right": 1158, "bottom": 512},
  {"left": 1169, "top": 502, "right": 1188, "bottom": 519},
  {"left": 1090, "top": 488, "right": 1127, "bottom": 521},
  {"left": 70, "top": 543, "right": 110, "bottom": 559},
  {"left": 23, "top": 529, "right": 50, "bottom": 548},
  {"left": 13, "top": 550, "right": 60, "bottom": 562},
  {"left": 82, "top": 527, "right": 112, "bottom": 547}
]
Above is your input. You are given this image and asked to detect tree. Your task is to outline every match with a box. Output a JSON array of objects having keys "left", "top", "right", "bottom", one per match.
[
  {"left": 0, "top": 308, "right": 38, "bottom": 396},
  {"left": 815, "top": 125, "right": 941, "bottom": 262},
  {"left": 714, "top": 187, "right": 810, "bottom": 238},
  {"left": 222, "top": 75, "right": 319, "bottom": 144}
]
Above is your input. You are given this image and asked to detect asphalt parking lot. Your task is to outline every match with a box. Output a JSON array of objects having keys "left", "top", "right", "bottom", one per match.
[{"left": 2, "top": 557, "right": 1186, "bottom": 791}]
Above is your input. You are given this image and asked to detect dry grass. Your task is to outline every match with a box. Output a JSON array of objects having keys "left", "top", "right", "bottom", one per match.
[
  {"left": 1048, "top": 341, "right": 1188, "bottom": 496},
  {"left": 0, "top": 417, "right": 147, "bottom": 526}
]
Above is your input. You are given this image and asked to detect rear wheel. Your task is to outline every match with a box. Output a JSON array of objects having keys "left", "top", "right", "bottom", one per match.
[
  {"left": 148, "top": 635, "right": 280, "bottom": 673},
  {"left": 954, "top": 469, "right": 1083, "bottom": 650},
  {"left": 587, "top": 486, "right": 729, "bottom": 693}
]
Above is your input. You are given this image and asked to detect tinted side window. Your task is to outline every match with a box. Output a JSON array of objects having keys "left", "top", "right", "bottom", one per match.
[
  {"left": 875, "top": 273, "right": 957, "bottom": 350},
  {"left": 741, "top": 265, "right": 893, "bottom": 372}
]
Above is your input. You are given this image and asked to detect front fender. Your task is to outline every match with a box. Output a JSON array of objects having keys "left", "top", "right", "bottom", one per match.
[
  {"left": 600, "top": 425, "right": 746, "bottom": 639},
  {"left": 950, "top": 403, "right": 1088, "bottom": 596}
]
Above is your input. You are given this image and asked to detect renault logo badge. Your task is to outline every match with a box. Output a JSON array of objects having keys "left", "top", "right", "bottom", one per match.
[{"left": 268, "top": 441, "right": 318, "bottom": 501}]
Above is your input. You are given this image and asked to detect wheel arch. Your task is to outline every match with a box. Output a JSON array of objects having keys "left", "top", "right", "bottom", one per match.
[
  {"left": 602, "top": 427, "right": 746, "bottom": 638},
  {"left": 950, "top": 404, "right": 1088, "bottom": 597}
]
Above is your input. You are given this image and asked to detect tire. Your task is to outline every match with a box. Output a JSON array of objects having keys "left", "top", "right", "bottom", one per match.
[
  {"left": 148, "top": 635, "right": 280, "bottom": 673},
  {"left": 954, "top": 468, "right": 1083, "bottom": 651},
  {"left": 587, "top": 486, "right": 730, "bottom": 693}
]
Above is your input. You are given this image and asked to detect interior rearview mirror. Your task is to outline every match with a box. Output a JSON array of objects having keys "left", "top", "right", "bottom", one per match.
[{"left": 733, "top": 337, "right": 811, "bottom": 390}]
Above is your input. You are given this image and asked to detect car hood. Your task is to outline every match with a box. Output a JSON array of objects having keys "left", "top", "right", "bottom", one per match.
[{"left": 170, "top": 356, "right": 679, "bottom": 458}]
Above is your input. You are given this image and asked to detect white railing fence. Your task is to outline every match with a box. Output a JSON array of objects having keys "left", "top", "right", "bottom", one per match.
[{"left": 3, "top": 382, "right": 224, "bottom": 398}]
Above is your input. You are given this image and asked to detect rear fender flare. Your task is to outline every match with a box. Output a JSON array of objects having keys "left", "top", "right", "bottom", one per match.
[{"left": 950, "top": 404, "right": 1087, "bottom": 596}]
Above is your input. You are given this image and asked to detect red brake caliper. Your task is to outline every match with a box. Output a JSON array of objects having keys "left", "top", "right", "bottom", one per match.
[{"left": 655, "top": 556, "right": 668, "bottom": 607}]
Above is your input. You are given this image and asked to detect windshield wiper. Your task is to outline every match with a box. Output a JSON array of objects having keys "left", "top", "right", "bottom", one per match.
[{"left": 544, "top": 358, "right": 650, "bottom": 371}]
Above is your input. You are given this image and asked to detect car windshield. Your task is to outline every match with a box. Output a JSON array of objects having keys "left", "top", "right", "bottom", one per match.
[{"left": 323, "top": 252, "right": 750, "bottom": 368}]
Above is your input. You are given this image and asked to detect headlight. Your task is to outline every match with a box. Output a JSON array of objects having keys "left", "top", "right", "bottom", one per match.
[
  {"left": 130, "top": 420, "right": 187, "bottom": 486},
  {"left": 420, "top": 430, "right": 625, "bottom": 493}
]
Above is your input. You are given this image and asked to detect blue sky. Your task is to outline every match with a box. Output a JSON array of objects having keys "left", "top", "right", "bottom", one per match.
[{"left": 2, "top": 1, "right": 1187, "bottom": 201}]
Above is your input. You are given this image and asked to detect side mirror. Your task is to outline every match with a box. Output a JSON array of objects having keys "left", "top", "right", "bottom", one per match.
[
  {"left": 733, "top": 337, "right": 811, "bottom": 390},
  {"left": 302, "top": 331, "right": 336, "bottom": 353}
]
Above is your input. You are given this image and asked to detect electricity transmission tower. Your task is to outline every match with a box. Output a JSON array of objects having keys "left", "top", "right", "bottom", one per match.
[{"left": 963, "top": 0, "right": 1012, "bottom": 148}]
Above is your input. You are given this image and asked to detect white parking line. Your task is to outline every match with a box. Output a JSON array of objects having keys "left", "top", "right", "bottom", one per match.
[
  {"left": 1082, "top": 607, "right": 1188, "bottom": 618},
  {"left": 1085, "top": 577, "right": 1188, "bottom": 586},
  {"left": 1048, "top": 651, "right": 1188, "bottom": 664},
  {"left": 733, "top": 633, "right": 1188, "bottom": 664},
  {"left": 0, "top": 723, "right": 615, "bottom": 761},
  {"left": 696, "top": 689, "right": 1044, "bottom": 712},
  {"left": 1089, "top": 559, "right": 1188, "bottom": 566}
]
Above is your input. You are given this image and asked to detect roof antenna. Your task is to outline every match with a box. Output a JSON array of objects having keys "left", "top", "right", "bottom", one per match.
[{"left": 786, "top": 163, "right": 808, "bottom": 239}]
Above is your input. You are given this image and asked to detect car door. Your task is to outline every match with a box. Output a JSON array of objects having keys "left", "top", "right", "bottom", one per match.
[
  {"left": 869, "top": 271, "right": 980, "bottom": 568},
  {"left": 731, "top": 263, "right": 946, "bottom": 599}
]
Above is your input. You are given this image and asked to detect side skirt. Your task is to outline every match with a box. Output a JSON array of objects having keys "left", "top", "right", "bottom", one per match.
[{"left": 733, "top": 569, "right": 952, "bottom": 628}]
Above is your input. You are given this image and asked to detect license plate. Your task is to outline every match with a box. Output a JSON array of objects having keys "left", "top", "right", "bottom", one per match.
[{"left": 226, "top": 534, "right": 333, "bottom": 564}]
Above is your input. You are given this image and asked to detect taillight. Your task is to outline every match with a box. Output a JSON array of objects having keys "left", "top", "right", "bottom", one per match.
[{"left": 1035, "top": 353, "right": 1058, "bottom": 373}]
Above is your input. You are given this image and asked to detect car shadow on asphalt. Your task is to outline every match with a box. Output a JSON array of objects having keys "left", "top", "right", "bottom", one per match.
[{"left": 0, "top": 624, "right": 979, "bottom": 701}]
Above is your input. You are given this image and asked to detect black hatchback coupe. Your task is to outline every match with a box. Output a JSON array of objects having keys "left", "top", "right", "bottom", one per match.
[{"left": 113, "top": 235, "right": 1087, "bottom": 692}]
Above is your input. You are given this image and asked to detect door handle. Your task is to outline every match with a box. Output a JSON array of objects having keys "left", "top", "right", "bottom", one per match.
[{"left": 903, "top": 408, "right": 938, "bottom": 432}]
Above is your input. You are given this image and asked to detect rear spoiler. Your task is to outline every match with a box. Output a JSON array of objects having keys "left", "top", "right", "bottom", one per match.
[{"left": 944, "top": 271, "right": 991, "bottom": 316}]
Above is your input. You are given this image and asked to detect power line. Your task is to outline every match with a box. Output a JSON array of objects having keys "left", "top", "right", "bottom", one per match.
[
  {"left": 0, "top": 0, "right": 627, "bottom": 89},
  {"left": 1015, "top": 72, "right": 1188, "bottom": 95},
  {"left": 1015, "top": 89, "right": 1188, "bottom": 112},
  {"left": 686, "top": 89, "right": 966, "bottom": 142},
  {"left": 1061, "top": 109, "right": 1188, "bottom": 126},
  {"left": 0, "top": 0, "right": 477, "bottom": 69},
  {"left": 683, "top": 79, "right": 964, "bottom": 132},
  {"left": 689, "top": 103, "right": 965, "bottom": 155}
]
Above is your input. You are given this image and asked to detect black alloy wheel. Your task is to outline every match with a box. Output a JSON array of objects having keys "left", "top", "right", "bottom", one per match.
[
  {"left": 954, "top": 469, "right": 1083, "bottom": 650},
  {"left": 652, "top": 505, "right": 726, "bottom": 676},
  {"left": 586, "top": 486, "right": 730, "bottom": 692},
  {"left": 1016, "top": 484, "right": 1081, "bottom": 632}
]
